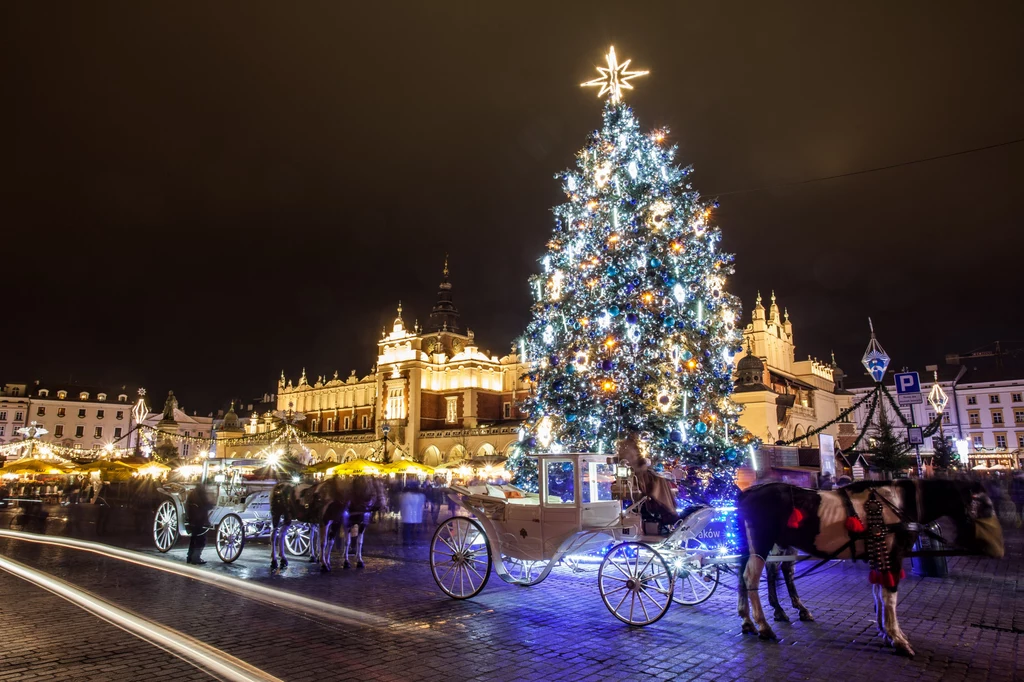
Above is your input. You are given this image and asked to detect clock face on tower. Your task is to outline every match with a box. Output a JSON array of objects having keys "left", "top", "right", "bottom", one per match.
[
  {"left": 426, "top": 337, "right": 442, "bottom": 354},
  {"left": 451, "top": 339, "right": 464, "bottom": 354}
]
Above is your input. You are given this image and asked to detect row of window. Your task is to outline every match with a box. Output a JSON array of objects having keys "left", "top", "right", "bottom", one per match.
[
  {"left": 966, "top": 392, "right": 1023, "bottom": 405},
  {"left": 965, "top": 408, "right": 1024, "bottom": 425},
  {"left": 972, "top": 433, "right": 1024, "bottom": 449},
  {"left": 35, "top": 407, "right": 125, "bottom": 420},
  {"left": 309, "top": 415, "right": 371, "bottom": 432},
  {"left": 0, "top": 424, "right": 122, "bottom": 439},
  {"left": 0, "top": 411, "right": 25, "bottom": 422}
]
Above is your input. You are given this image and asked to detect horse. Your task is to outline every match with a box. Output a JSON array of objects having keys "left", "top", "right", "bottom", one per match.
[
  {"left": 268, "top": 480, "right": 320, "bottom": 572},
  {"left": 314, "top": 475, "right": 387, "bottom": 572},
  {"left": 735, "top": 479, "right": 1004, "bottom": 657}
]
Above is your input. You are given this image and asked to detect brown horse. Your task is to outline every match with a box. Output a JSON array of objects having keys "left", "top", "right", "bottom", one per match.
[
  {"left": 269, "top": 481, "right": 319, "bottom": 571},
  {"left": 735, "top": 480, "right": 1004, "bottom": 657},
  {"left": 313, "top": 475, "right": 388, "bottom": 572}
]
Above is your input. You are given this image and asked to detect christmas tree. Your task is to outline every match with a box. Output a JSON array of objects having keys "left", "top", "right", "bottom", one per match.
[
  {"left": 510, "top": 48, "right": 748, "bottom": 500},
  {"left": 865, "top": 411, "right": 914, "bottom": 476}
]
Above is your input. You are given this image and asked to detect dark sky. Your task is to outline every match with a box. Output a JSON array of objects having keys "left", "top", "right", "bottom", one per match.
[{"left": 2, "top": 2, "right": 1022, "bottom": 413}]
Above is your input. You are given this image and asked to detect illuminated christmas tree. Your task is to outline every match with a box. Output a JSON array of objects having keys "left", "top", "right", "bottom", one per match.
[{"left": 510, "top": 48, "right": 748, "bottom": 499}]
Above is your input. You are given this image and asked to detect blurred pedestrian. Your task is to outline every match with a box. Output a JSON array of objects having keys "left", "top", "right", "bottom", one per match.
[
  {"left": 94, "top": 481, "right": 112, "bottom": 536},
  {"left": 399, "top": 484, "right": 425, "bottom": 546},
  {"left": 185, "top": 483, "right": 214, "bottom": 565}
]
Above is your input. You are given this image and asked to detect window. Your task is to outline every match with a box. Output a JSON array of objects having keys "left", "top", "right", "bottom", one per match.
[
  {"left": 992, "top": 410, "right": 1004, "bottom": 425},
  {"left": 78, "top": 409, "right": 86, "bottom": 419},
  {"left": 581, "top": 460, "right": 615, "bottom": 503},
  {"left": 0, "top": 426, "right": 4, "bottom": 437},
  {"left": 344, "top": 416, "right": 351, "bottom": 430},
  {"left": 503, "top": 402, "right": 512, "bottom": 419},
  {"left": 54, "top": 424, "right": 64, "bottom": 438},
  {"left": 361, "top": 415, "right": 369, "bottom": 429},
  {"left": 14, "top": 411, "right": 23, "bottom": 421},
  {"left": 79, "top": 392, "right": 89, "bottom": 400},
  {"left": 943, "top": 412, "right": 951, "bottom": 424},
  {"left": 1012, "top": 393, "right": 1022, "bottom": 403},
  {"left": 387, "top": 388, "right": 404, "bottom": 420},
  {"left": 57, "top": 407, "right": 65, "bottom": 418},
  {"left": 544, "top": 460, "right": 575, "bottom": 504},
  {"left": 116, "top": 411, "right": 124, "bottom": 420},
  {"left": 11, "top": 387, "right": 19, "bottom": 396},
  {"left": 446, "top": 397, "right": 458, "bottom": 424},
  {"left": 75, "top": 426, "right": 84, "bottom": 438},
  {"left": 995, "top": 434, "right": 1007, "bottom": 449},
  {"left": 1015, "top": 410, "right": 1024, "bottom": 424},
  {"left": 972, "top": 435, "right": 983, "bottom": 448},
  {"left": 0, "top": 411, "right": 6, "bottom": 421},
  {"left": 967, "top": 396, "right": 977, "bottom": 405},
  {"left": 118, "top": 394, "right": 127, "bottom": 403},
  {"left": 310, "top": 419, "right": 319, "bottom": 433},
  {"left": 113, "top": 427, "right": 122, "bottom": 438},
  {"left": 989, "top": 394, "right": 1000, "bottom": 404},
  {"left": 38, "top": 389, "right": 48, "bottom": 397},
  {"left": 1018, "top": 433, "right": 1024, "bottom": 448},
  {"left": 96, "top": 410, "right": 105, "bottom": 419},
  {"left": 326, "top": 418, "right": 333, "bottom": 431},
  {"left": 97, "top": 393, "right": 107, "bottom": 401},
  {"left": 968, "top": 411, "right": 980, "bottom": 425},
  {"left": 94, "top": 426, "right": 103, "bottom": 439},
  {"left": 57, "top": 391, "right": 66, "bottom": 399}
]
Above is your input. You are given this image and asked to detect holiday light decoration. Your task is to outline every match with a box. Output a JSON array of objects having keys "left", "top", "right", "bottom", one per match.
[{"left": 510, "top": 48, "right": 748, "bottom": 498}]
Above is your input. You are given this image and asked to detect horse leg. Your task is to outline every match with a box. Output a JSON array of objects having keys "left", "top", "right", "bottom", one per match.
[
  {"left": 270, "top": 521, "right": 278, "bottom": 571},
  {"left": 343, "top": 525, "right": 352, "bottom": 569},
  {"left": 355, "top": 526, "right": 365, "bottom": 568},
  {"left": 737, "top": 555, "right": 757, "bottom": 635},
  {"left": 278, "top": 520, "right": 289, "bottom": 569},
  {"left": 320, "top": 522, "right": 333, "bottom": 572},
  {"left": 872, "top": 583, "right": 887, "bottom": 641},
  {"left": 741, "top": 521, "right": 776, "bottom": 640},
  {"left": 766, "top": 561, "right": 789, "bottom": 622},
  {"left": 883, "top": 586, "right": 914, "bottom": 657},
  {"left": 781, "top": 559, "right": 814, "bottom": 621},
  {"left": 309, "top": 524, "right": 319, "bottom": 562}
]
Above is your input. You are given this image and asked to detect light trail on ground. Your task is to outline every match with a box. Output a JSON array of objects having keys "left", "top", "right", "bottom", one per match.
[
  {"left": 0, "top": 553, "right": 283, "bottom": 682},
  {"left": 0, "top": 529, "right": 390, "bottom": 629}
]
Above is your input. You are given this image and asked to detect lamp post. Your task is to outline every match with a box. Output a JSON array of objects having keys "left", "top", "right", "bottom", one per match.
[
  {"left": 131, "top": 388, "right": 149, "bottom": 457},
  {"left": 927, "top": 366, "right": 950, "bottom": 468}
]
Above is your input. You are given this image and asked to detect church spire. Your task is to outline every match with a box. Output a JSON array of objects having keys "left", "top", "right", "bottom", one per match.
[{"left": 428, "top": 256, "right": 460, "bottom": 333}]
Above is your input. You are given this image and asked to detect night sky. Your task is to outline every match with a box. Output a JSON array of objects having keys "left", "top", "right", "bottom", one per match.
[{"left": 2, "top": 2, "right": 1022, "bottom": 413}]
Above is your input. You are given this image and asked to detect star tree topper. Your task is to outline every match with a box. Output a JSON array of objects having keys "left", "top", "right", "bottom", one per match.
[{"left": 581, "top": 46, "right": 648, "bottom": 103}]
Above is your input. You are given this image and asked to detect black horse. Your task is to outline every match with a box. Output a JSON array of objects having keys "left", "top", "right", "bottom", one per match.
[{"left": 735, "top": 479, "right": 1004, "bottom": 656}]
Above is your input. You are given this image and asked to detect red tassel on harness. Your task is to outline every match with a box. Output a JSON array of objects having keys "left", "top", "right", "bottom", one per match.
[
  {"left": 845, "top": 516, "right": 865, "bottom": 533},
  {"left": 882, "top": 571, "right": 897, "bottom": 588},
  {"left": 787, "top": 508, "right": 804, "bottom": 529},
  {"left": 899, "top": 568, "right": 906, "bottom": 581},
  {"left": 869, "top": 569, "right": 881, "bottom": 584}
]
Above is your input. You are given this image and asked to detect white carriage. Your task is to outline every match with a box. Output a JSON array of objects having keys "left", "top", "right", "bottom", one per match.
[
  {"left": 152, "top": 483, "right": 312, "bottom": 562},
  {"left": 429, "top": 453, "right": 725, "bottom": 626}
]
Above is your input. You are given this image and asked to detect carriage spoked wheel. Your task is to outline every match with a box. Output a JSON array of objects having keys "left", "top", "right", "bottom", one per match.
[
  {"left": 499, "top": 554, "right": 552, "bottom": 586},
  {"left": 672, "top": 561, "right": 720, "bottom": 606},
  {"left": 284, "top": 523, "right": 311, "bottom": 557},
  {"left": 153, "top": 500, "right": 178, "bottom": 553},
  {"left": 430, "top": 516, "right": 492, "bottom": 599},
  {"left": 599, "top": 542, "right": 674, "bottom": 626},
  {"left": 215, "top": 513, "right": 245, "bottom": 563}
]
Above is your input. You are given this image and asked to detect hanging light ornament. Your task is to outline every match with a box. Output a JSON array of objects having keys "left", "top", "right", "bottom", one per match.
[{"left": 861, "top": 317, "right": 891, "bottom": 383}]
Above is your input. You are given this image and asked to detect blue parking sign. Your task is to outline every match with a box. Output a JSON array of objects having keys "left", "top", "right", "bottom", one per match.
[{"left": 894, "top": 372, "right": 923, "bottom": 405}]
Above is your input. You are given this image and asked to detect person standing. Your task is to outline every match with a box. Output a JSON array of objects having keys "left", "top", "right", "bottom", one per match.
[
  {"left": 185, "top": 483, "right": 214, "bottom": 565},
  {"left": 399, "top": 484, "right": 425, "bottom": 546}
]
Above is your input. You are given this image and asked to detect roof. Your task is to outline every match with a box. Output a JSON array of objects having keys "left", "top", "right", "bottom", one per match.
[
  {"left": 24, "top": 382, "right": 138, "bottom": 404},
  {"left": 844, "top": 353, "right": 1024, "bottom": 390}
]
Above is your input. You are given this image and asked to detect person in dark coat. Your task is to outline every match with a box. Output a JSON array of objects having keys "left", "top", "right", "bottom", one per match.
[{"left": 185, "top": 483, "right": 214, "bottom": 565}]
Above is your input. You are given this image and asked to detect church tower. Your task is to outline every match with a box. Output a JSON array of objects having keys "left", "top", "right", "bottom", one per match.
[{"left": 427, "top": 256, "right": 460, "bottom": 333}]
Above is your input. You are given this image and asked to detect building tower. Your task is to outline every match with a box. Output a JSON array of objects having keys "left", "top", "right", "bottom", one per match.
[{"left": 428, "top": 256, "right": 460, "bottom": 333}]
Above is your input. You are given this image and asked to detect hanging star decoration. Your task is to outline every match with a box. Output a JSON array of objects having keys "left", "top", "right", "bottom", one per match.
[{"left": 581, "top": 46, "right": 648, "bottom": 102}]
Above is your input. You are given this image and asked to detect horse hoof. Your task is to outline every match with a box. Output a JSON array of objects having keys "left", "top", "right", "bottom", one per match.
[
  {"left": 356, "top": 561, "right": 364, "bottom": 569},
  {"left": 343, "top": 561, "right": 351, "bottom": 570},
  {"left": 270, "top": 560, "right": 278, "bottom": 571},
  {"left": 741, "top": 622, "right": 758, "bottom": 635},
  {"left": 799, "top": 610, "right": 815, "bottom": 622},
  {"left": 894, "top": 642, "right": 915, "bottom": 658},
  {"left": 280, "top": 559, "right": 288, "bottom": 569},
  {"left": 758, "top": 628, "right": 778, "bottom": 641},
  {"left": 773, "top": 610, "right": 790, "bottom": 623},
  {"left": 320, "top": 564, "right": 331, "bottom": 573}
]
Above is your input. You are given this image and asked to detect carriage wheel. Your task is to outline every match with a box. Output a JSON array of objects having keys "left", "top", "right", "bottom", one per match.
[
  {"left": 215, "top": 513, "right": 245, "bottom": 563},
  {"left": 153, "top": 500, "right": 178, "bottom": 553},
  {"left": 499, "top": 554, "right": 552, "bottom": 586},
  {"left": 285, "top": 523, "right": 311, "bottom": 557},
  {"left": 672, "top": 563, "right": 720, "bottom": 606},
  {"left": 599, "top": 542, "right": 673, "bottom": 626},
  {"left": 430, "top": 516, "right": 491, "bottom": 599}
]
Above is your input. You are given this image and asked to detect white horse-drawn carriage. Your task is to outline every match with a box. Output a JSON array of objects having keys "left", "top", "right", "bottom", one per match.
[
  {"left": 429, "top": 453, "right": 727, "bottom": 625},
  {"left": 152, "top": 483, "right": 313, "bottom": 562}
]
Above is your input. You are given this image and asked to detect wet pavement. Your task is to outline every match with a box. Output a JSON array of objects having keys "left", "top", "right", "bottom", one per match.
[{"left": 0, "top": 507, "right": 1021, "bottom": 681}]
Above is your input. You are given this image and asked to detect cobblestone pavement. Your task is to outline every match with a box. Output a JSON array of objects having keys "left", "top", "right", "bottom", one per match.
[{"left": 0, "top": 510, "right": 1021, "bottom": 681}]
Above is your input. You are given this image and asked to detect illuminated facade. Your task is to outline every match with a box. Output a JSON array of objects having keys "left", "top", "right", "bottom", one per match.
[
  {"left": 275, "top": 263, "right": 531, "bottom": 466},
  {"left": 732, "top": 292, "right": 854, "bottom": 447}
]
